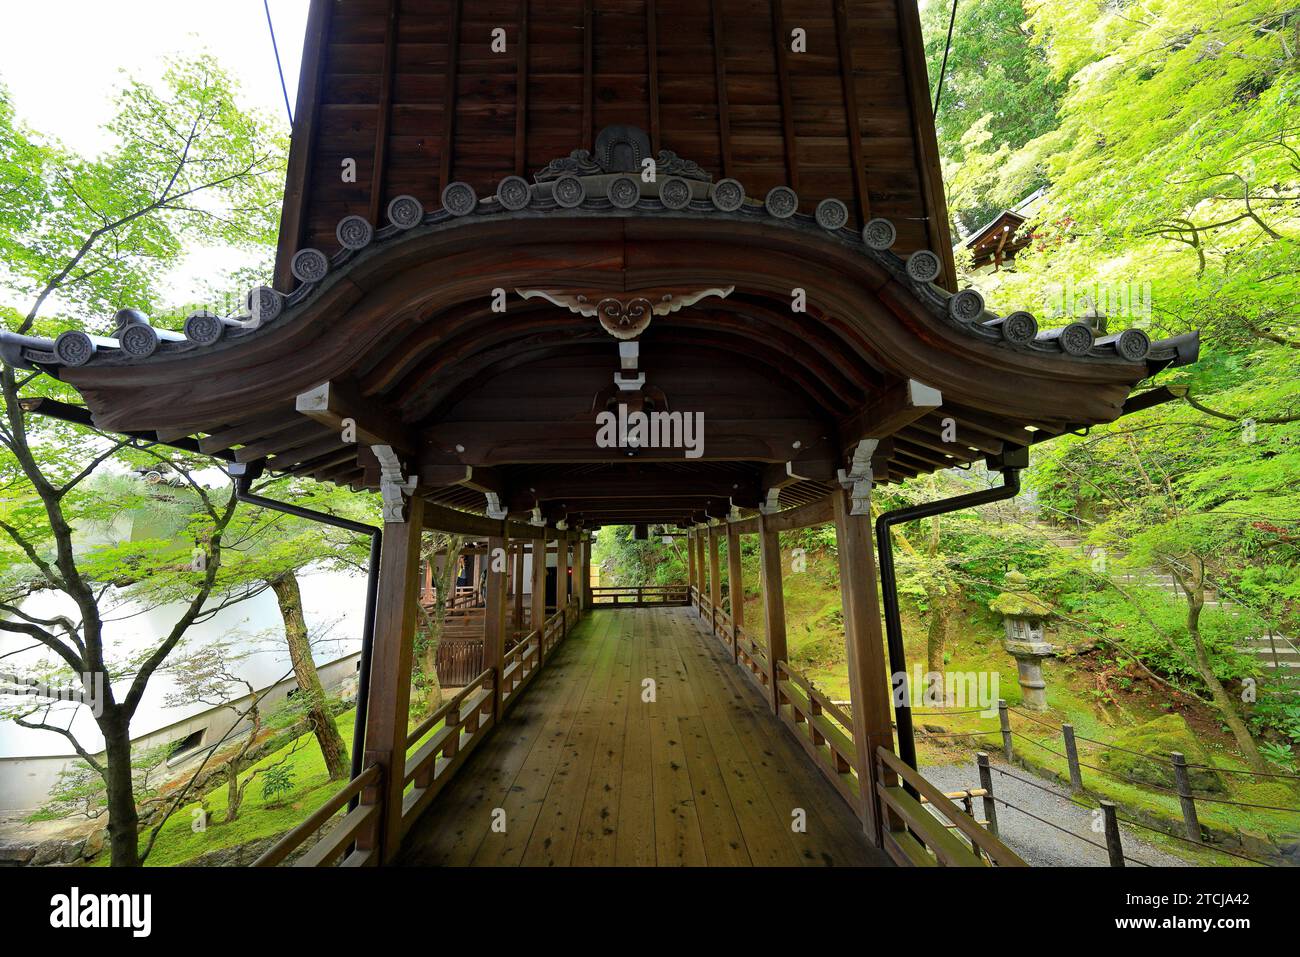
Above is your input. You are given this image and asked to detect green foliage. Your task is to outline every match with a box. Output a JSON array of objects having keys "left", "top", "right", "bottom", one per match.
[
  {"left": 1100, "top": 714, "right": 1227, "bottom": 792},
  {"left": 259, "top": 764, "right": 296, "bottom": 804}
]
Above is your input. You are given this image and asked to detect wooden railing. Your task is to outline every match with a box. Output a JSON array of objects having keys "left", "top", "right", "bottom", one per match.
[
  {"left": 253, "top": 764, "right": 382, "bottom": 867},
  {"left": 875, "top": 747, "right": 1026, "bottom": 867},
  {"left": 500, "top": 630, "right": 541, "bottom": 707},
  {"left": 259, "top": 594, "right": 587, "bottom": 867},
  {"left": 590, "top": 584, "right": 690, "bottom": 607},
  {"left": 735, "top": 625, "right": 770, "bottom": 691},
  {"left": 401, "top": 669, "right": 497, "bottom": 830},
  {"left": 776, "top": 661, "right": 861, "bottom": 810}
]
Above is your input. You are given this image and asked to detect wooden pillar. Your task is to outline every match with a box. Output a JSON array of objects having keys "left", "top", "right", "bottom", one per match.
[
  {"left": 759, "top": 513, "right": 787, "bottom": 714},
  {"left": 832, "top": 487, "right": 895, "bottom": 843},
  {"left": 512, "top": 542, "right": 526, "bottom": 631},
  {"left": 727, "top": 523, "right": 745, "bottom": 662},
  {"left": 531, "top": 536, "right": 548, "bottom": 655},
  {"left": 558, "top": 535, "right": 571, "bottom": 632},
  {"left": 361, "top": 496, "right": 424, "bottom": 864},
  {"left": 708, "top": 525, "right": 722, "bottom": 636},
  {"left": 580, "top": 534, "right": 593, "bottom": 608},
  {"left": 687, "top": 529, "right": 698, "bottom": 606},
  {"left": 484, "top": 533, "right": 508, "bottom": 719},
  {"left": 696, "top": 528, "right": 708, "bottom": 617}
]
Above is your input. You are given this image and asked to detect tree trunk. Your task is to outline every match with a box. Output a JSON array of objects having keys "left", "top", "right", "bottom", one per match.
[
  {"left": 101, "top": 711, "right": 140, "bottom": 867},
  {"left": 1176, "top": 559, "right": 1268, "bottom": 773},
  {"left": 270, "top": 572, "right": 349, "bottom": 780},
  {"left": 925, "top": 583, "right": 948, "bottom": 681}
]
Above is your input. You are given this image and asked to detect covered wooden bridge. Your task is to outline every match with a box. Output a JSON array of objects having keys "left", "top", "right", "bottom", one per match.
[{"left": 4, "top": 0, "right": 1196, "bottom": 866}]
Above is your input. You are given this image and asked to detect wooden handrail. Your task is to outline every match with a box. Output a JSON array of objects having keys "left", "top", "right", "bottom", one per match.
[
  {"left": 253, "top": 763, "right": 381, "bottom": 867},
  {"left": 406, "top": 667, "right": 493, "bottom": 748},
  {"left": 875, "top": 747, "right": 1026, "bottom": 867}
]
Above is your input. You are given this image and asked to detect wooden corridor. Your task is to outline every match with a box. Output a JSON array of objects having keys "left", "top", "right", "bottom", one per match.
[{"left": 398, "top": 607, "right": 888, "bottom": 866}]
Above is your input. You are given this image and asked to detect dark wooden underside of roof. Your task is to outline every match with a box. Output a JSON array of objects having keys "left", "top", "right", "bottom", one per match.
[
  {"left": 58, "top": 210, "right": 1172, "bottom": 527},
  {"left": 277, "top": 0, "right": 956, "bottom": 289}
]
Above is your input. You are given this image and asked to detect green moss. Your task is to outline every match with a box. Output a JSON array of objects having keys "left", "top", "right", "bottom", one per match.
[{"left": 1100, "top": 714, "right": 1226, "bottom": 793}]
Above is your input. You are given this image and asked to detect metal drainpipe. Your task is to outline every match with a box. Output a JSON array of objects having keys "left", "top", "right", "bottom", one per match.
[
  {"left": 875, "top": 451, "right": 1025, "bottom": 779},
  {"left": 232, "top": 463, "right": 381, "bottom": 810}
]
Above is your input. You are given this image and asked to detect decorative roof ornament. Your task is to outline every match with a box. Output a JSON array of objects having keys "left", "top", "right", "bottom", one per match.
[
  {"left": 495, "top": 175, "right": 532, "bottom": 211},
  {"left": 372, "top": 445, "right": 418, "bottom": 523},
  {"left": 659, "top": 176, "right": 693, "bottom": 210},
  {"left": 441, "top": 182, "right": 478, "bottom": 217},
  {"left": 765, "top": 186, "right": 798, "bottom": 219},
  {"left": 607, "top": 175, "right": 641, "bottom": 209},
  {"left": 862, "top": 218, "right": 897, "bottom": 250},
  {"left": 710, "top": 178, "right": 746, "bottom": 212},
  {"left": 948, "top": 289, "right": 986, "bottom": 323},
  {"left": 516, "top": 286, "right": 735, "bottom": 340},
  {"left": 336, "top": 215, "right": 374, "bottom": 250},
  {"left": 291, "top": 248, "right": 329, "bottom": 283},
  {"left": 552, "top": 174, "right": 586, "bottom": 208},
  {"left": 655, "top": 149, "right": 711, "bottom": 182},
  {"left": 535, "top": 149, "right": 604, "bottom": 182},
  {"left": 905, "top": 250, "right": 942, "bottom": 283},
  {"left": 815, "top": 198, "right": 849, "bottom": 232},
  {"left": 387, "top": 195, "right": 424, "bottom": 229}
]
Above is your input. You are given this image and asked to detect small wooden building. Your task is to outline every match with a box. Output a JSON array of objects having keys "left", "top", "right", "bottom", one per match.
[{"left": 6, "top": 0, "right": 1196, "bottom": 866}]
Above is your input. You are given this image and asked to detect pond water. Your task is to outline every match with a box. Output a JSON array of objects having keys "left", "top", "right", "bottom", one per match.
[{"left": 0, "top": 568, "right": 368, "bottom": 758}]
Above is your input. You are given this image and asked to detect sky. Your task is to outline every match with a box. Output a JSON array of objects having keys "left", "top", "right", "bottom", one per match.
[{"left": 0, "top": 0, "right": 312, "bottom": 308}]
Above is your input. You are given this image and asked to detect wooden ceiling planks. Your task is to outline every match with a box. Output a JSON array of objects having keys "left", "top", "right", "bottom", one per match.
[{"left": 276, "top": 0, "right": 951, "bottom": 288}]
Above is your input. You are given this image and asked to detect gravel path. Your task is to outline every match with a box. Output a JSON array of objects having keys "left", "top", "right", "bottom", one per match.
[{"left": 921, "top": 758, "right": 1188, "bottom": 867}]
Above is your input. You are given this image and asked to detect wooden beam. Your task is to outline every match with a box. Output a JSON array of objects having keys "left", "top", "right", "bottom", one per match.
[
  {"left": 296, "top": 380, "right": 416, "bottom": 457},
  {"left": 759, "top": 512, "right": 787, "bottom": 713},
  {"left": 531, "top": 535, "right": 547, "bottom": 659},
  {"left": 646, "top": 0, "right": 660, "bottom": 153},
  {"left": 832, "top": 486, "right": 894, "bottom": 843},
  {"left": 710, "top": 0, "right": 733, "bottom": 178},
  {"left": 581, "top": 0, "right": 593, "bottom": 151},
  {"left": 833, "top": 0, "right": 871, "bottom": 224},
  {"left": 762, "top": 494, "right": 834, "bottom": 532},
  {"left": 512, "top": 541, "right": 526, "bottom": 627},
  {"left": 273, "top": 0, "right": 332, "bottom": 291},
  {"left": 439, "top": 0, "right": 462, "bottom": 192},
  {"left": 770, "top": 0, "right": 798, "bottom": 191},
  {"left": 484, "top": 534, "right": 508, "bottom": 718},
  {"left": 687, "top": 528, "right": 698, "bottom": 601},
  {"left": 839, "top": 379, "right": 943, "bottom": 450},
  {"left": 361, "top": 495, "right": 424, "bottom": 863},
  {"left": 514, "top": 0, "right": 529, "bottom": 177},
  {"left": 726, "top": 521, "right": 745, "bottom": 659},
  {"left": 580, "top": 535, "right": 592, "bottom": 608},
  {"left": 368, "top": 0, "right": 399, "bottom": 225},
  {"left": 708, "top": 525, "right": 722, "bottom": 634}
]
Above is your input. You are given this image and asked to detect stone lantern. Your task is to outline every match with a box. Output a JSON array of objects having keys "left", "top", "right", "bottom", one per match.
[{"left": 989, "top": 570, "right": 1055, "bottom": 711}]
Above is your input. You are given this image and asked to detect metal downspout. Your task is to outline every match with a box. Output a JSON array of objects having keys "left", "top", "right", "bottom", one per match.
[{"left": 874, "top": 450, "right": 1026, "bottom": 776}]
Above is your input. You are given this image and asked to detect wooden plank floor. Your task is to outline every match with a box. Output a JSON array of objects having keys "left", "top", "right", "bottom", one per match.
[{"left": 398, "top": 607, "right": 889, "bottom": 866}]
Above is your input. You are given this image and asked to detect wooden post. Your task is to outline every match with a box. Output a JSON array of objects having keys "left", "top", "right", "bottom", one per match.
[
  {"left": 484, "top": 533, "right": 508, "bottom": 720},
  {"left": 998, "top": 699, "right": 1013, "bottom": 761},
  {"left": 1100, "top": 801, "right": 1125, "bottom": 867},
  {"left": 1062, "top": 723, "right": 1083, "bottom": 793},
  {"left": 727, "top": 523, "right": 745, "bottom": 662},
  {"left": 360, "top": 495, "right": 424, "bottom": 864},
  {"left": 695, "top": 528, "right": 707, "bottom": 616},
  {"left": 759, "top": 514, "right": 787, "bottom": 714},
  {"left": 512, "top": 542, "right": 526, "bottom": 632},
  {"left": 1171, "top": 752, "right": 1201, "bottom": 841},
  {"left": 558, "top": 535, "right": 571, "bottom": 633},
  {"left": 581, "top": 534, "right": 593, "bottom": 609},
  {"left": 531, "top": 536, "right": 547, "bottom": 658},
  {"left": 707, "top": 525, "right": 721, "bottom": 637},
  {"left": 832, "top": 487, "right": 895, "bottom": 843},
  {"left": 976, "top": 751, "right": 998, "bottom": 837},
  {"left": 687, "top": 528, "right": 698, "bottom": 607}
]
